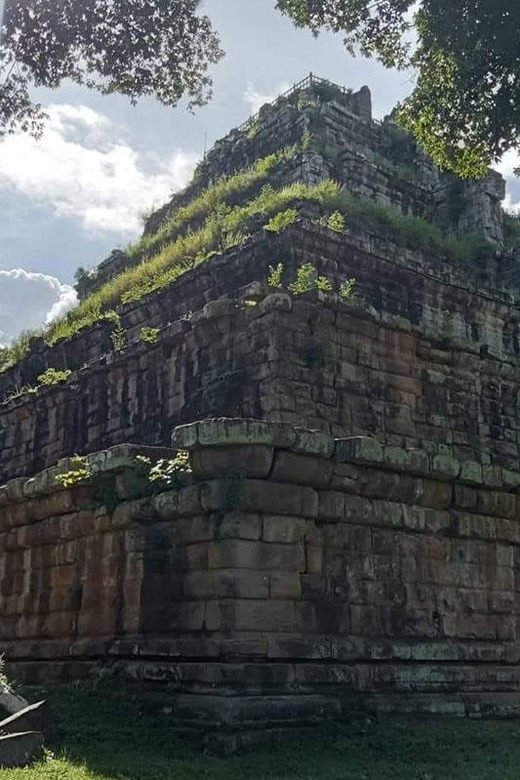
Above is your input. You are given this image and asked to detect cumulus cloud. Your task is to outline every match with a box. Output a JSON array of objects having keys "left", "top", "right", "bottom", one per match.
[
  {"left": 496, "top": 149, "right": 520, "bottom": 180},
  {"left": 0, "top": 105, "right": 198, "bottom": 234},
  {"left": 0, "top": 269, "right": 77, "bottom": 346},
  {"left": 502, "top": 194, "right": 520, "bottom": 215},
  {"left": 243, "top": 81, "right": 291, "bottom": 114},
  {"left": 493, "top": 149, "right": 520, "bottom": 213}
]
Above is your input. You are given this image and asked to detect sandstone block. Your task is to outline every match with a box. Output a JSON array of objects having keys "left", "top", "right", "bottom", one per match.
[
  {"left": 190, "top": 445, "right": 274, "bottom": 479},
  {"left": 406, "top": 449, "right": 430, "bottom": 476},
  {"left": 258, "top": 292, "right": 292, "bottom": 314},
  {"left": 171, "top": 516, "right": 214, "bottom": 545},
  {"left": 205, "top": 599, "right": 294, "bottom": 632},
  {"left": 383, "top": 446, "right": 410, "bottom": 470},
  {"left": 262, "top": 515, "right": 309, "bottom": 544},
  {"left": 214, "top": 511, "right": 262, "bottom": 541},
  {"left": 270, "top": 572, "right": 302, "bottom": 599},
  {"left": 6, "top": 479, "right": 26, "bottom": 503},
  {"left": 270, "top": 451, "right": 333, "bottom": 488},
  {"left": 184, "top": 569, "right": 269, "bottom": 600},
  {"left": 172, "top": 422, "right": 199, "bottom": 450},
  {"left": 197, "top": 418, "right": 297, "bottom": 449},
  {"left": 112, "top": 498, "right": 155, "bottom": 527},
  {"left": 152, "top": 491, "right": 178, "bottom": 520},
  {"left": 208, "top": 539, "right": 305, "bottom": 572},
  {"left": 334, "top": 437, "right": 383, "bottom": 465},
  {"left": 502, "top": 469, "right": 520, "bottom": 490},
  {"left": 177, "top": 485, "right": 202, "bottom": 516},
  {"left": 459, "top": 461, "right": 484, "bottom": 485},
  {"left": 330, "top": 463, "right": 359, "bottom": 493},
  {"left": 293, "top": 428, "right": 334, "bottom": 457},
  {"left": 419, "top": 479, "right": 453, "bottom": 510},
  {"left": 372, "top": 500, "right": 403, "bottom": 528},
  {"left": 115, "top": 471, "right": 152, "bottom": 501},
  {"left": 343, "top": 495, "right": 374, "bottom": 525},
  {"left": 201, "top": 479, "right": 318, "bottom": 517},
  {"left": 268, "top": 637, "right": 332, "bottom": 660},
  {"left": 102, "top": 444, "right": 175, "bottom": 473},
  {"left": 201, "top": 300, "right": 238, "bottom": 320},
  {"left": 318, "top": 491, "right": 345, "bottom": 521},
  {"left": 482, "top": 465, "right": 503, "bottom": 489}
]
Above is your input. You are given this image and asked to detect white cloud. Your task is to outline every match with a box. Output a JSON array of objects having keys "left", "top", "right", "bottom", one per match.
[
  {"left": 496, "top": 149, "right": 520, "bottom": 180},
  {"left": 243, "top": 81, "right": 292, "bottom": 114},
  {"left": 0, "top": 269, "right": 77, "bottom": 346},
  {"left": 0, "top": 105, "right": 198, "bottom": 235},
  {"left": 502, "top": 194, "right": 520, "bottom": 215},
  {"left": 494, "top": 150, "right": 520, "bottom": 213}
]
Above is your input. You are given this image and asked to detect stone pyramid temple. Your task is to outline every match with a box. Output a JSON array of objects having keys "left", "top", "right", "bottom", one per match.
[{"left": 1, "top": 75, "right": 520, "bottom": 750}]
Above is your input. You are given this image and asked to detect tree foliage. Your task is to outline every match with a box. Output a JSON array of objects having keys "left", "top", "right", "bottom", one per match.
[
  {"left": 0, "top": 0, "right": 223, "bottom": 136},
  {"left": 276, "top": 0, "right": 520, "bottom": 177}
]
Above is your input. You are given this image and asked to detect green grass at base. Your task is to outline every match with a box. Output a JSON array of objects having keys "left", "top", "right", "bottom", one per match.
[{"left": 3, "top": 682, "right": 520, "bottom": 780}]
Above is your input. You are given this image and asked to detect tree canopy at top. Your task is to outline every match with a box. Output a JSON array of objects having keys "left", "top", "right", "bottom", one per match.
[
  {"left": 1, "top": 0, "right": 520, "bottom": 178},
  {"left": 0, "top": 0, "right": 223, "bottom": 136},
  {"left": 276, "top": 0, "right": 520, "bottom": 177}
]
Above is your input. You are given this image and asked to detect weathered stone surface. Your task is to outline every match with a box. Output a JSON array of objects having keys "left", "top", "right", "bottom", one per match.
[
  {"left": 0, "top": 684, "right": 28, "bottom": 716},
  {"left": 196, "top": 419, "right": 296, "bottom": 449},
  {"left": 0, "top": 701, "right": 47, "bottom": 736},
  {"left": 334, "top": 437, "right": 383, "bottom": 466},
  {"left": 190, "top": 445, "right": 275, "bottom": 479},
  {"left": 0, "top": 732, "right": 44, "bottom": 768},
  {"left": 201, "top": 479, "right": 319, "bottom": 517},
  {"left": 0, "top": 79, "right": 518, "bottom": 746},
  {"left": 270, "top": 451, "right": 333, "bottom": 488}
]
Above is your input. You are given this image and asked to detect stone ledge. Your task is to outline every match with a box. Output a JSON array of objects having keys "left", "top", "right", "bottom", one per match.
[
  {"left": 0, "top": 444, "right": 175, "bottom": 509},
  {"left": 2, "top": 418, "right": 519, "bottom": 507}
]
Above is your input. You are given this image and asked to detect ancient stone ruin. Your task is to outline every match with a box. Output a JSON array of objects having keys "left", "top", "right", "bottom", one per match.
[{"left": 2, "top": 74, "right": 520, "bottom": 751}]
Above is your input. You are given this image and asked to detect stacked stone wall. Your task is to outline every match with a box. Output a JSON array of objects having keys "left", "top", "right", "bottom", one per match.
[
  {"left": 2, "top": 224, "right": 520, "bottom": 485},
  {"left": 2, "top": 419, "right": 520, "bottom": 741}
]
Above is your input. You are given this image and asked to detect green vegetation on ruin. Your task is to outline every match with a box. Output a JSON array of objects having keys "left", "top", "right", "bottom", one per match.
[
  {"left": 125, "top": 145, "right": 299, "bottom": 261},
  {"left": 0, "top": 145, "right": 496, "bottom": 375},
  {"left": 5, "top": 682, "right": 520, "bottom": 780}
]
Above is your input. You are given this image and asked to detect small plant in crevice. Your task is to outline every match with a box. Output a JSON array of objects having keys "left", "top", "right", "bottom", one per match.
[
  {"left": 301, "top": 127, "right": 313, "bottom": 151},
  {"left": 326, "top": 211, "right": 345, "bottom": 233},
  {"left": 37, "top": 368, "right": 72, "bottom": 386},
  {"left": 288, "top": 263, "right": 319, "bottom": 294},
  {"left": 3, "top": 367, "right": 72, "bottom": 405},
  {"left": 140, "top": 326, "right": 160, "bottom": 344},
  {"left": 340, "top": 278, "right": 356, "bottom": 299},
  {"left": 55, "top": 457, "right": 121, "bottom": 513},
  {"left": 55, "top": 456, "right": 92, "bottom": 488},
  {"left": 316, "top": 275, "right": 333, "bottom": 292},
  {"left": 135, "top": 450, "right": 192, "bottom": 491},
  {"left": 106, "top": 312, "right": 126, "bottom": 353},
  {"left": 264, "top": 208, "right": 298, "bottom": 233},
  {"left": 4, "top": 384, "right": 38, "bottom": 404},
  {"left": 268, "top": 262, "right": 356, "bottom": 299},
  {"left": 268, "top": 262, "right": 284, "bottom": 288}
]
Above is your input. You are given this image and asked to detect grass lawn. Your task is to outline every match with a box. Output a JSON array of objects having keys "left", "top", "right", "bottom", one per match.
[{"left": 2, "top": 683, "right": 520, "bottom": 779}]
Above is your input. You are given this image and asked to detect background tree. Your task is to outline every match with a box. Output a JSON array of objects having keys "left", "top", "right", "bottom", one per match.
[
  {"left": 0, "top": 0, "right": 223, "bottom": 137},
  {"left": 276, "top": 0, "right": 520, "bottom": 177}
]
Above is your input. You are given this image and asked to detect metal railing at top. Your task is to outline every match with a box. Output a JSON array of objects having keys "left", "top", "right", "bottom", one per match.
[{"left": 236, "top": 72, "right": 354, "bottom": 133}]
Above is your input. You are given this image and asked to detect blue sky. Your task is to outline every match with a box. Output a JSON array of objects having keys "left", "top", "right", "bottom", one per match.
[{"left": 0, "top": 0, "right": 518, "bottom": 345}]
